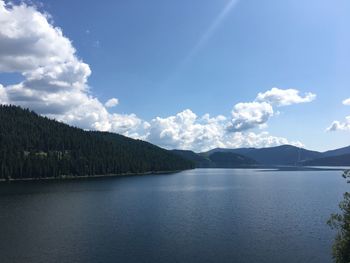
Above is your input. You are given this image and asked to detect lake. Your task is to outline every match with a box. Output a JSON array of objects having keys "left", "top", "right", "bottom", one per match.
[{"left": 0, "top": 168, "right": 348, "bottom": 263}]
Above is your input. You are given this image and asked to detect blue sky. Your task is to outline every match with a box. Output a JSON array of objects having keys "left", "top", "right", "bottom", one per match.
[{"left": 0, "top": 0, "right": 350, "bottom": 151}]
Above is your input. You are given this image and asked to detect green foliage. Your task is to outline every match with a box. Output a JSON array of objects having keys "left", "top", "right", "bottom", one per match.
[
  {"left": 172, "top": 150, "right": 259, "bottom": 168},
  {"left": 328, "top": 170, "right": 350, "bottom": 263},
  {"left": 303, "top": 154, "right": 350, "bottom": 166},
  {"left": 208, "top": 152, "right": 258, "bottom": 167},
  {"left": 0, "top": 105, "right": 194, "bottom": 179}
]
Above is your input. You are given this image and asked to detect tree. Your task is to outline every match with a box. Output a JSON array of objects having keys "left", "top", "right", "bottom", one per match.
[
  {"left": 328, "top": 170, "right": 350, "bottom": 263},
  {"left": 0, "top": 105, "right": 194, "bottom": 179}
]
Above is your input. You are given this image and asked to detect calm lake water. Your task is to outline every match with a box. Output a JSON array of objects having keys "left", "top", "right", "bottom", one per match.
[{"left": 0, "top": 168, "right": 348, "bottom": 263}]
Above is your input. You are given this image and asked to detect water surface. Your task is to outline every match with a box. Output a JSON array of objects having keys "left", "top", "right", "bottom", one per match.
[{"left": 0, "top": 169, "right": 347, "bottom": 263}]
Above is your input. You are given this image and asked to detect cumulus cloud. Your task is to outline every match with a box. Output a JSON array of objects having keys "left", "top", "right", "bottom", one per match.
[
  {"left": 327, "top": 97, "right": 350, "bottom": 132},
  {"left": 343, "top": 98, "right": 350, "bottom": 106},
  {"left": 256, "top": 87, "right": 316, "bottom": 106},
  {"left": 0, "top": 1, "right": 145, "bottom": 135},
  {"left": 227, "top": 87, "right": 315, "bottom": 132},
  {"left": 105, "top": 98, "right": 119, "bottom": 108},
  {"left": 144, "top": 109, "right": 303, "bottom": 152},
  {"left": 228, "top": 102, "right": 273, "bottom": 132},
  {"left": 145, "top": 110, "right": 228, "bottom": 151},
  {"left": 0, "top": 84, "right": 7, "bottom": 104},
  {"left": 224, "top": 132, "right": 304, "bottom": 149},
  {"left": 0, "top": 1, "right": 310, "bottom": 152},
  {"left": 327, "top": 117, "right": 350, "bottom": 132}
]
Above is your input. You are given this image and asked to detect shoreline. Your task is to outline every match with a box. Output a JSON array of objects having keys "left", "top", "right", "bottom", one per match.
[
  {"left": 0, "top": 169, "right": 187, "bottom": 183},
  {"left": 1, "top": 166, "right": 348, "bottom": 183}
]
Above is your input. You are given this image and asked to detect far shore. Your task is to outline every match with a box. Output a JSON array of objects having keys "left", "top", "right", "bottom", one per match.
[
  {"left": 0, "top": 169, "right": 187, "bottom": 183},
  {"left": 1, "top": 166, "right": 349, "bottom": 183}
]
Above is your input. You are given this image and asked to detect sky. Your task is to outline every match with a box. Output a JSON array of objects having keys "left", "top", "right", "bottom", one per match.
[{"left": 0, "top": 0, "right": 350, "bottom": 152}]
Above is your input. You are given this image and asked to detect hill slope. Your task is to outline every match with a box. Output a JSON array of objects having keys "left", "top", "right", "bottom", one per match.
[
  {"left": 172, "top": 150, "right": 258, "bottom": 168},
  {"left": 0, "top": 105, "right": 194, "bottom": 180},
  {"left": 322, "top": 146, "right": 350, "bottom": 158},
  {"left": 202, "top": 145, "right": 323, "bottom": 165},
  {"left": 203, "top": 147, "right": 255, "bottom": 157},
  {"left": 302, "top": 154, "right": 350, "bottom": 166},
  {"left": 171, "top": 150, "right": 212, "bottom": 167},
  {"left": 208, "top": 152, "right": 258, "bottom": 168}
]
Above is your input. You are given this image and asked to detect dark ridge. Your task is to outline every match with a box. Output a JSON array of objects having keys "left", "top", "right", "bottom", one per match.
[
  {"left": 208, "top": 152, "right": 258, "bottom": 168},
  {"left": 172, "top": 149, "right": 258, "bottom": 168},
  {"left": 201, "top": 145, "right": 323, "bottom": 165},
  {"left": 302, "top": 154, "right": 350, "bottom": 166},
  {"left": 322, "top": 146, "right": 350, "bottom": 158},
  {"left": 171, "top": 150, "right": 212, "bottom": 168},
  {"left": 0, "top": 105, "right": 194, "bottom": 180}
]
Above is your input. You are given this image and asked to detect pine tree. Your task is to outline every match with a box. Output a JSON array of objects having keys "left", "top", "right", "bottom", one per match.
[
  {"left": 328, "top": 170, "right": 350, "bottom": 263},
  {"left": 0, "top": 105, "right": 194, "bottom": 179}
]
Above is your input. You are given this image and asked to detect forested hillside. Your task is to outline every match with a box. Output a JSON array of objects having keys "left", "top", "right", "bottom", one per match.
[
  {"left": 208, "top": 152, "right": 258, "bottom": 168},
  {"left": 202, "top": 145, "right": 322, "bottom": 165},
  {"left": 302, "top": 154, "right": 350, "bottom": 166},
  {"left": 0, "top": 105, "right": 194, "bottom": 180},
  {"left": 322, "top": 146, "right": 350, "bottom": 158},
  {"left": 172, "top": 150, "right": 258, "bottom": 168},
  {"left": 201, "top": 145, "right": 350, "bottom": 166},
  {"left": 171, "top": 150, "right": 212, "bottom": 167}
]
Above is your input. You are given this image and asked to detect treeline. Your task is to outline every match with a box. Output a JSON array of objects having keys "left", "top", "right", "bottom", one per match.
[
  {"left": 302, "top": 154, "right": 350, "bottom": 166},
  {"left": 0, "top": 105, "right": 194, "bottom": 180},
  {"left": 171, "top": 150, "right": 259, "bottom": 168}
]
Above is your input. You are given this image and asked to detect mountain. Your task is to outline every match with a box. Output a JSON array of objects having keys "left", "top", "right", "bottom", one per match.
[
  {"left": 202, "top": 145, "right": 323, "bottom": 165},
  {"left": 172, "top": 150, "right": 258, "bottom": 168},
  {"left": 302, "top": 154, "right": 350, "bottom": 166},
  {"left": 322, "top": 146, "right": 350, "bottom": 158},
  {"left": 241, "top": 145, "right": 322, "bottom": 165},
  {"left": 0, "top": 105, "right": 194, "bottom": 180},
  {"left": 207, "top": 152, "right": 258, "bottom": 168},
  {"left": 175, "top": 144, "right": 350, "bottom": 168},
  {"left": 171, "top": 150, "right": 212, "bottom": 167},
  {"left": 203, "top": 147, "right": 255, "bottom": 157}
]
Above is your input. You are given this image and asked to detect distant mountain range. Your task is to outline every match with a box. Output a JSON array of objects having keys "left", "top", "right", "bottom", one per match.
[
  {"left": 322, "top": 146, "right": 350, "bottom": 158},
  {"left": 172, "top": 144, "right": 350, "bottom": 168},
  {"left": 1, "top": 106, "right": 349, "bottom": 182},
  {"left": 171, "top": 150, "right": 258, "bottom": 168},
  {"left": 302, "top": 154, "right": 350, "bottom": 166},
  {"left": 202, "top": 145, "right": 323, "bottom": 165}
]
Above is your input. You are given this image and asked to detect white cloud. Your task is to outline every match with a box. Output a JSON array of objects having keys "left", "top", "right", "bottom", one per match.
[
  {"left": 327, "top": 97, "right": 350, "bottom": 132},
  {"left": 145, "top": 109, "right": 228, "bottom": 151},
  {"left": 0, "top": 1, "right": 310, "bottom": 152},
  {"left": 145, "top": 109, "right": 303, "bottom": 152},
  {"left": 343, "top": 98, "right": 350, "bottom": 106},
  {"left": 0, "top": 3, "right": 76, "bottom": 73},
  {"left": 256, "top": 87, "right": 316, "bottom": 106},
  {"left": 228, "top": 102, "right": 273, "bottom": 132},
  {"left": 0, "top": 84, "right": 8, "bottom": 104},
  {"left": 0, "top": 1, "right": 145, "bottom": 136},
  {"left": 105, "top": 98, "right": 119, "bottom": 108},
  {"left": 327, "top": 117, "right": 350, "bottom": 132},
  {"left": 226, "top": 88, "right": 316, "bottom": 132},
  {"left": 224, "top": 132, "right": 304, "bottom": 149}
]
